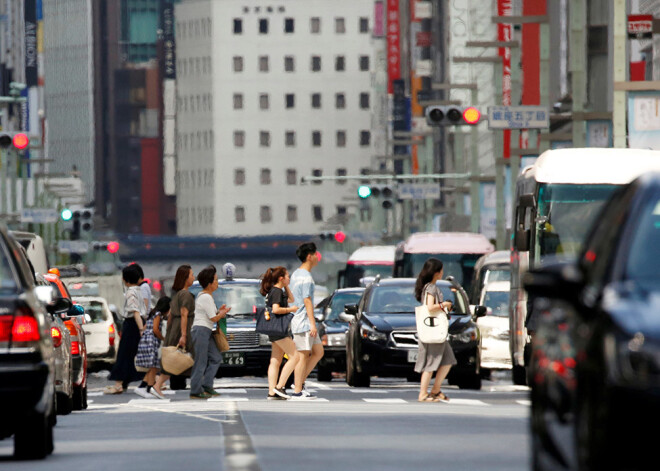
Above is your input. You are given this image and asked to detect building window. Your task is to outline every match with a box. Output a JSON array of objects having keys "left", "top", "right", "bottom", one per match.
[
  {"left": 286, "top": 168, "right": 297, "bottom": 185},
  {"left": 234, "top": 131, "right": 245, "bottom": 148},
  {"left": 233, "top": 56, "right": 243, "bottom": 72},
  {"left": 235, "top": 206, "right": 246, "bottom": 222},
  {"left": 287, "top": 205, "right": 298, "bottom": 222},
  {"left": 336, "top": 93, "right": 346, "bottom": 109},
  {"left": 335, "top": 18, "right": 345, "bottom": 33},
  {"left": 311, "top": 56, "right": 321, "bottom": 72},
  {"left": 336, "top": 130, "right": 346, "bottom": 147},
  {"left": 360, "top": 93, "right": 370, "bottom": 109},
  {"left": 234, "top": 18, "right": 242, "bottom": 34},
  {"left": 311, "top": 93, "right": 321, "bottom": 109},
  {"left": 359, "top": 55, "right": 370, "bottom": 71},
  {"left": 312, "top": 205, "right": 323, "bottom": 222},
  {"left": 312, "top": 131, "right": 322, "bottom": 147},
  {"left": 285, "top": 131, "right": 296, "bottom": 147},
  {"left": 359, "top": 17, "right": 369, "bottom": 33},
  {"left": 312, "top": 169, "right": 322, "bottom": 185},
  {"left": 260, "top": 131, "right": 271, "bottom": 147},
  {"left": 260, "top": 168, "right": 271, "bottom": 185},
  {"left": 335, "top": 55, "right": 345, "bottom": 71},
  {"left": 259, "top": 93, "right": 269, "bottom": 110},
  {"left": 260, "top": 206, "right": 272, "bottom": 223},
  {"left": 360, "top": 130, "right": 371, "bottom": 146},
  {"left": 337, "top": 205, "right": 347, "bottom": 215},
  {"left": 285, "top": 93, "right": 295, "bottom": 108},
  {"left": 284, "top": 56, "right": 295, "bottom": 72},
  {"left": 233, "top": 93, "right": 243, "bottom": 110},
  {"left": 310, "top": 17, "right": 321, "bottom": 33},
  {"left": 284, "top": 18, "right": 294, "bottom": 33},
  {"left": 259, "top": 56, "right": 269, "bottom": 72},
  {"left": 234, "top": 168, "right": 246, "bottom": 185},
  {"left": 336, "top": 168, "right": 347, "bottom": 185},
  {"left": 259, "top": 18, "right": 268, "bottom": 34}
]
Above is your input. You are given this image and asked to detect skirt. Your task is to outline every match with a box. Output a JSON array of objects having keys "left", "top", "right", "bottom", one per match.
[
  {"left": 414, "top": 340, "right": 457, "bottom": 373},
  {"left": 109, "top": 318, "right": 144, "bottom": 383}
]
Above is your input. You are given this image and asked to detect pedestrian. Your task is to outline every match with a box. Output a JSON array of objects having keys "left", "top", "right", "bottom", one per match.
[
  {"left": 414, "top": 258, "right": 456, "bottom": 403},
  {"left": 190, "top": 265, "right": 231, "bottom": 399},
  {"left": 105, "top": 264, "right": 147, "bottom": 394},
  {"left": 289, "top": 242, "right": 324, "bottom": 400},
  {"left": 133, "top": 264, "right": 153, "bottom": 315},
  {"left": 135, "top": 296, "right": 171, "bottom": 399},
  {"left": 154, "top": 264, "right": 196, "bottom": 392},
  {"left": 260, "top": 266, "right": 300, "bottom": 400}
]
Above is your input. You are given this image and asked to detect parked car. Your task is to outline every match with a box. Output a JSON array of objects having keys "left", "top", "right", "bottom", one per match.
[
  {"left": 476, "top": 280, "right": 511, "bottom": 370},
  {"left": 0, "top": 224, "right": 63, "bottom": 459},
  {"left": 44, "top": 273, "right": 89, "bottom": 411},
  {"left": 525, "top": 173, "right": 660, "bottom": 471},
  {"left": 342, "top": 277, "right": 486, "bottom": 389},
  {"left": 189, "top": 277, "right": 270, "bottom": 375},
  {"left": 74, "top": 296, "right": 118, "bottom": 367},
  {"left": 315, "top": 287, "right": 365, "bottom": 381}
]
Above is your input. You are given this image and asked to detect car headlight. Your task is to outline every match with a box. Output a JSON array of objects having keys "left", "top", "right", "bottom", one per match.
[
  {"left": 322, "top": 333, "right": 346, "bottom": 347},
  {"left": 360, "top": 324, "right": 387, "bottom": 342},
  {"left": 259, "top": 334, "right": 271, "bottom": 346},
  {"left": 450, "top": 327, "right": 478, "bottom": 344}
]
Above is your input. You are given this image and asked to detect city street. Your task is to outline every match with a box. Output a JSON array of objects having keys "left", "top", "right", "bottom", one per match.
[{"left": 0, "top": 373, "right": 530, "bottom": 471}]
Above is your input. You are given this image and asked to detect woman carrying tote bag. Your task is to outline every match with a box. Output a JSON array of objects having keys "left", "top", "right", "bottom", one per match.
[{"left": 414, "top": 258, "right": 457, "bottom": 403}]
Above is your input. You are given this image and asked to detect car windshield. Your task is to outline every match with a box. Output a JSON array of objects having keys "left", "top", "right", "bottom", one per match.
[
  {"left": 344, "top": 264, "right": 392, "bottom": 287},
  {"left": 536, "top": 183, "right": 619, "bottom": 263},
  {"left": 189, "top": 282, "right": 266, "bottom": 317},
  {"left": 482, "top": 291, "right": 510, "bottom": 317},
  {"left": 67, "top": 282, "right": 100, "bottom": 297},
  {"left": 77, "top": 301, "right": 108, "bottom": 323},
  {"left": 366, "top": 283, "right": 466, "bottom": 314},
  {"left": 328, "top": 291, "right": 363, "bottom": 321},
  {"left": 624, "top": 191, "right": 660, "bottom": 292},
  {"left": 483, "top": 268, "right": 510, "bottom": 284},
  {"left": 0, "top": 243, "right": 18, "bottom": 292}
]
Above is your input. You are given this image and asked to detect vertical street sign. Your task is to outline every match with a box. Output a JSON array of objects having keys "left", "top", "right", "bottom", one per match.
[
  {"left": 498, "top": 0, "right": 513, "bottom": 159},
  {"left": 24, "top": 0, "right": 38, "bottom": 88},
  {"left": 386, "top": 0, "right": 401, "bottom": 94}
]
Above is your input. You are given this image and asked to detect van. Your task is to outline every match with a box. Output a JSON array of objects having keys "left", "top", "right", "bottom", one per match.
[{"left": 10, "top": 231, "right": 49, "bottom": 275}]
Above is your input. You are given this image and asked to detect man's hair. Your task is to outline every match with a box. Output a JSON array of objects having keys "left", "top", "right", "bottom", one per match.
[
  {"left": 122, "top": 264, "right": 141, "bottom": 285},
  {"left": 131, "top": 263, "right": 144, "bottom": 280},
  {"left": 197, "top": 265, "right": 217, "bottom": 289},
  {"left": 296, "top": 242, "right": 317, "bottom": 263}
]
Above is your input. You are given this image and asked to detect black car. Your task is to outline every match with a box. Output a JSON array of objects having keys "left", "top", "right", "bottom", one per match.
[
  {"left": 189, "top": 278, "right": 271, "bottom": 375},
  {"left": 0, "top": 225, "right": 70, "bottom": 459},
  {"left": 342, "top": 277, "right": 486, "bottom": 389},
  {"left": 315, "top": 287, "right": 364, "bottom": 381},
  {"left": 525, "top": 173, "right": 660, "bottom": 471}
]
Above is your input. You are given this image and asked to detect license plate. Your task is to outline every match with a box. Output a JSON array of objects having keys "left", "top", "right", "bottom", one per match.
[
  {"left": 407, "top": 350, "right": 419, "bottom": 363},
  {"left": 222, "top": 351, "right": 245, "bottom": 366}
]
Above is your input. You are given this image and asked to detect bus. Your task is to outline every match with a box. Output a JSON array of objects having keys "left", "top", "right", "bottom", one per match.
[
  {"left": 338, "top": 245, "right": 396, "bottom": 288},
  {"left": 510, "top": 147, "right": 660, "bottom": 385},
  {"left": 394, "top": 232, "right": 494, "bottom": 295}
]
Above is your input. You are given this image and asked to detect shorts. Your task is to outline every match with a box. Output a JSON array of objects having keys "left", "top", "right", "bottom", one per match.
[
  {"left": 293, "top": 331, "right": 322, "bottom": 351},
  {"left": 268, "top": 334, "right": 290, "bottom": 342}
]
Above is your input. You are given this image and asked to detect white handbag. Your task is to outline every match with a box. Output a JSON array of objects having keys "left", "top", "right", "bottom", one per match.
[{"left": 415, "top": 304, "right": 449, "bottom": 344}]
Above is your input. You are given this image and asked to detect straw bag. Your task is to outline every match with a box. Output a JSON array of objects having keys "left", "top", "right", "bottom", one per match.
[
  {"left": 161, "top": 346, "right": 194, "bottom": 375},
  {"left": 213, "top": 327, "right": 230, "bottom": 352}
]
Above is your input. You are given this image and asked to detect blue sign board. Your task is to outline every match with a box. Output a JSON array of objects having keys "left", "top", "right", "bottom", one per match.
[{"left": 488, "top": 106, "right": 549, "bottom": 130}]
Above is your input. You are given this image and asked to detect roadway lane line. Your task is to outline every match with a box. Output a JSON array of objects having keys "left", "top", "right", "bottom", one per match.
[
  {"left": 305, "top": 380, "right": 330, "bottom": 390},
  {"left": 223, "top": 401, "right": 261, "bottom": 471}
]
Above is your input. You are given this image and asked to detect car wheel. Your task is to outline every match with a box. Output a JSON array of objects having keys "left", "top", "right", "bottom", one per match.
[
  {"left": 56, "top": 392, "right": 72, "bottom": 415},
  {"left": 14, "top": 412, "right": 52, "bottom": 460},
  {"left": 457, "top": 373, "right": 482, "bottom": 390},
  {"left": 316, "top": 365, "right": 332, "bottom": 382},
  {"left": 72, "top": 386, "right": 87, "bottom": 411},
  {"left": 406, "top": 372, "right": 421, "bottom": 382},
  {"left": 512, "top": 365, "right": 527, "bottom": 385}
]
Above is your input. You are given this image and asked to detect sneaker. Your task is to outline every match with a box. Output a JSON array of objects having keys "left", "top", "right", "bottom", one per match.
[
  {"left": 150, "top": 389, "right": 166, "bottom": 400},
  {"left": 134, "top": 387, "right": 151, "bottom": 399},
  {"left": 189, "top": 392, "right": 211, "bottom": 400},
  {"left": 273, "top": 387, "right": 290, "bottom": 399},
  {"left": 203, "top": 387, "right": 220, "bottom": 396},
  {"left": 290, "top": 392, "right": 315, "bottom": 401},
  {"left": 267, "top": 393, "right": 287, "bottom": 400}
]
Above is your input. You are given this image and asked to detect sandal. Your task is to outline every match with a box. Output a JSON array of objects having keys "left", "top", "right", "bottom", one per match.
[
  {"left": 418, "top": 394, "right": 441, "bottom": 403},
  {"left": 429, "top": 391, "right": 450, "bottom": 403},
  {"left": 104, "top": 385, "right": 124, "bottom": 395}
]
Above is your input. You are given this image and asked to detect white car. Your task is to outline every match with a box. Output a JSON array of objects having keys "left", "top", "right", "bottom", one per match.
[
  {"left": 476, "top": 281, "right": 511, "bottom": 370},
  {"left": 74, "top": 296, "right": 118, "bottom": 366}
]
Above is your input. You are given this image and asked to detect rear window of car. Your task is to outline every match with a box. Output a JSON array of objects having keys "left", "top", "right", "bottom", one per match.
[
  {"left": 77, "top": 301, "right": 108, "bottom": 323},
  {"left": 0, "top": 243, "right": 18, "bottom": 292},
  {"left": 67, "top": 282, "right": 100, "bottom": 297},
  {"left": 189, "top": 282, "right": 266, "bottom": 316},
  {"left": 366, "top": 284, "right": 466, "bottom": 314},
  {"left": 482, "top": 291, "right": 510, "bottom": 317}
]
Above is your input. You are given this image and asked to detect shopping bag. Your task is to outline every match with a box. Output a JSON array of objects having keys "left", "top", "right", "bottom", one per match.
[
  {"left": 415, "top": 305, "right": 449, "bottom": 344},
  {"left": 161, "top": 346, "right": 194, "bottom": 375},
  {"left": 213, "top": 328, "right": 230, "bottom": 352},
  {"left": 254, "top": 307, "right": 292, "bottom": 337}
]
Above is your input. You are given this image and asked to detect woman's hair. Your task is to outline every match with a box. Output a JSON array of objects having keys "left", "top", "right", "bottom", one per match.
[
  {"left": 260, "top": 266, "right": 287, "bottom": 296},
  {"left": 171, "top": 264, "right": 192, "bottom": 292},
  {"left": 414, "top": 258, "right": 444, "bottom": 302},
  {"left": 197, "top": 265, "right": 217, "bottom": 289},
  {"left": 122, "top": 264, "right": 141, "bottom": 285},
  {"left": 148, "top": 296, "right": 171, "bottom": 319}
]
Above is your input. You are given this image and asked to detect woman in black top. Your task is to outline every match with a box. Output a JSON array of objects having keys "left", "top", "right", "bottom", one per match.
[{"left": 260, "top": 266, "right": 299, "bottom": 399}]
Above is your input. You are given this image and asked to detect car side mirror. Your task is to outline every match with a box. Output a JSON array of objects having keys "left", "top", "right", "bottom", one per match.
[
  {"left": 339, "top": 303, "right": 358, "bottom": 322},
  {"left": 47, "top": 297, "right": 72, "bottom": 315},
  {"left": 473, "top": 305, "right": 487, "bottom": 319},
  {"left": 523, "top": 262, "right": 583, "bottom": 301},
  {"left": 314, "top": 311, "right": 325, "bottom": 322}
]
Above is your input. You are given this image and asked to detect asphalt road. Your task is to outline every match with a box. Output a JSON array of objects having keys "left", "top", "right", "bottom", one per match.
[{"left": 1, "top": 372, "right": 530, "bottom": 471}]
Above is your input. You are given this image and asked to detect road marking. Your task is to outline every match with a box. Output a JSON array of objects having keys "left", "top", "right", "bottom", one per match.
[
  {"left": 208, "top": 397, "right": 249, "bottom": 402},
  {"left": 305, "top": 380, "right": 330, "bottom": 390},
  {"left": 362, "top": 398, "right": 407, "bottom": 404},
  {"left": 349, "top": 389, "right": 387, "bottom": 393},
  {"left": 223, "top": 401, "right": 261, "bottom": 471},
  {"left": 516, "top": 400, "right": 531, "bottom": 406},
  {"left": 88, "top": 391, "right": 104, "bottom": 397},
  {"left": 128, "top": 398, "right": 171, "bottom": 404},
  {"left": 447, "top": 398, "right": 488, "bottom": 407},
  {"left": 214, "top": 388, "right": 247, "bottom": 394}
]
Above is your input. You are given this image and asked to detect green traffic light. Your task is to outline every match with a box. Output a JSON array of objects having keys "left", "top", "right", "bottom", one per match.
[
  {"left": 357, "top": 185, "right": 372, "bottom": 199},
  {"left": 61, "top": 209, "right": 73, "bottom": 221}
]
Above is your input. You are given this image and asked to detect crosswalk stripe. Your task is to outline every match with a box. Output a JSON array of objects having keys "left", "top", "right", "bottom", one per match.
[
  {"left": 447, "top": 398, "right": 488, "bottom": 406},
  {"left": 349, "top": 389, "right": 387, "bottom": 394},
  {"left": 362, "top": 398, "right": 407, "bottom": 404},
  {"left": 516, "top": 400, "right": 531, "bottom": 406},
  {"left": 208, "top": 397, "right": 249, "bottom": 402},
  {"left": 128, "top": 398, "right": 171, "bottom": 404}
]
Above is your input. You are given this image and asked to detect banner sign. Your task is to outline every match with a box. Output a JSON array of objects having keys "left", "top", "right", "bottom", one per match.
[
  {"left": 386, "top": 0, "right": 401, "bottom": 94},
  {"left": 161, "top": 2, "right": 177, "bottom": 79},
  {"left": 498, "top": 0, "right": 512, "bottom": 158},
  {"left": 21, "top": 208, "right": 58, "bottom": 223},
  {"left": 488, "top": 106, "right": 549, "bottom": 129},
  {"left": 25, "top": 0, "right": 38, "bottom": 87},
  {"left": 398, "top": 183, "right": 441, "bottom": 200}
]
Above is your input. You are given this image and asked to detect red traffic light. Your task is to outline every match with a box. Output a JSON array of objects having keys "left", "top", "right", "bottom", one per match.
[
  {"left": 12, "top": 133, "right": 29, "bottom": 150},
  {"left": 107, "top": 241, "right": 120, "bottom": 254},
  {"left": 334, "top": 231, "right": 346, "bottom": 243},
  {"left": 462, "top": 107, "right": 481, "bottom": 125}
]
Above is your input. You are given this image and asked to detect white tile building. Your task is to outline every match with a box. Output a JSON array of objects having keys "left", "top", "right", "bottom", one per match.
[{"left": 174, "top": 0, "right": 376, "bottom": 236}]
